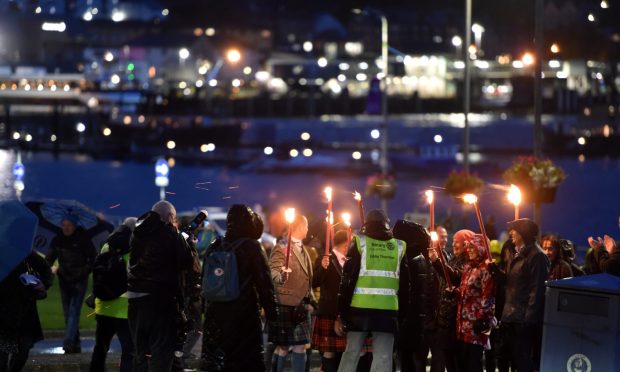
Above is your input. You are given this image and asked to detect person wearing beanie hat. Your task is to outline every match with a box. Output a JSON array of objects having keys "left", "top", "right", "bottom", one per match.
[
  {"left": 335, "top": 209, "right": 410, "bottom": 372},
  {"left": 310, "top": 230, "right": 350, "bottom": 372},
  {"left": 493, "top": 218, "right": 549, "bottom": 372},
  {"left": 45, "top": 213, "right": 97, "bottom": 354}
]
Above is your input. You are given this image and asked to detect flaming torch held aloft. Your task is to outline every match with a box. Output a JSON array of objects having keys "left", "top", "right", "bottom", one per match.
[
  {"left": 425, "top": 190, "right": 435, "bottom": 231},
  {"left": 354, "top": 191, "right": 365, "bottom": 227},
  {"left": 463, "top": 194, "right": 492, "bottom": 260},
  {"left": 283, "top": 208, "right": 295, "bottom": 272},
  {"left": 342, "top": 212, "right": 352, "bottom": 248},
  {"left": 324, "top": 187, "right": 333, "bottom": 256},
  {"left": 431, "top": 231, "right": 453, "bottom": 288},
  {"left": 507, "top": 184, "right": 522, "bottom": 220}
]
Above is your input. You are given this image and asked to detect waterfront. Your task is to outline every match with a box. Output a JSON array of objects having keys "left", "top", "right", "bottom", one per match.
[{"left": 2, "top": 144, "right": 618, "bottom": 262}]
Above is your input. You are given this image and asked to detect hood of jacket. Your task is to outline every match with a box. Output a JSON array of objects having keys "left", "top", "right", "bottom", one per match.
[{"left": 107, "top": 224, "right": 133, "bottom": 254}]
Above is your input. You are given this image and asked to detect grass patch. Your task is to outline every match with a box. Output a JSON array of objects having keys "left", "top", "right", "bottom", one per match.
[{"left": 37, "top": 277, "right": 97, "bottom": 331}]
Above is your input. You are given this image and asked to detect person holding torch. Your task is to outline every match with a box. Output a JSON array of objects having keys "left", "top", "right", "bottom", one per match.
[{"left": 268, "top": 212, "right": 316, "bottom": 372}]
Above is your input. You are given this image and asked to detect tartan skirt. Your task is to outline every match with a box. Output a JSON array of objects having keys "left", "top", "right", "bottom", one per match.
[
  {"left": 312, "top": 316, "right": 347, "bottom": 352},
  {"left": 268, "top": 305, "right": 311, "bottom": 346}
]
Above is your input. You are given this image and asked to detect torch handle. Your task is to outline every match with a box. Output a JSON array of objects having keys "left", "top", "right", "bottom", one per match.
[
  {"left": 473, "top": 203, "right": 493, "bottom": 260},
  {"left": 358, "top": 201, "right": 365, "bottom": 227},
  {"left": 435, "top": 241, "right": 453, "bottom": 288},
  {"left": 324, "top": 212, "right": 331, "bottom": 256},
  {"left": 284, "top": 225, "right": 292, "bottom": 270}
]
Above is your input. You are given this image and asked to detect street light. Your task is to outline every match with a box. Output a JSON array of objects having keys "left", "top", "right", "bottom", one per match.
[
  {"left": 463, "top": 0, "right": 473, "bottom": 174},
  {"left": 471, "top": 23, "right": 485, "bottom": 53},
  {"left": 154, "top": 158, "right": 169, "bottom": 200},
  {"left": 451, "top": 35, "right": 463, "bottom": 58},
  {"left": 352, "top": 7, "right": 390, "bottom": 213}
]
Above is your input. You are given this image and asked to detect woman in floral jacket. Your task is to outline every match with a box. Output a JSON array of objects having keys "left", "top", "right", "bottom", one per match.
[{"left": 456, "top": 234, "right": 496, "bottom": 372}]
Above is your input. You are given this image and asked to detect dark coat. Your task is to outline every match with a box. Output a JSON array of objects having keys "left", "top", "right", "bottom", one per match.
[
  {"left": 0, "top": 252, "right": 53, "bottom": 352},
  {"left": 128, "top": 211, "right": 194, "bottom": 298},
  {"left": 604, "top": 248, "right": 620, "bottom": 277},
  {"left": 45, "top": 227, "right": 96, "bottom": 283},
  {"left": 312, "top": 252, "right": 343, "bottom": 318},
  {"left": 501, "top": 242, "right": 549, "bottom": 325},
  {"left": 202, "top": 237, "right": 278, "bottom": 371},
  {"left": 547, "top": 259, "right": 573, "bottom": 281}
]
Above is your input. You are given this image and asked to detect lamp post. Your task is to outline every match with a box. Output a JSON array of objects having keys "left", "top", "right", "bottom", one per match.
[
  {"left": 463, "top": 0, "right": 472, "bottom": 174},
  {"left": 353, "top": 7, "right": 390, "bottom": 213}
]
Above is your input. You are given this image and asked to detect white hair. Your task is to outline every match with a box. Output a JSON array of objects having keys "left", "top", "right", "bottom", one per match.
[
  {"left": 151, "top": 201, "right": 176, "bottom": 223},
  {"left": 122, "top": 217, "right": 138, "bottom": 231}
]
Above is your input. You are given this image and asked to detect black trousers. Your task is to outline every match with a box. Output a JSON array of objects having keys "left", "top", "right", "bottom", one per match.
[
  {"left": 456, "top": 341, "right": 483, "bottom": 372},
  {"left": 128, "top": 295, "right": 178, "bottom": 372},
  {"left": 0, "top": 348, "right": 29, "bottom": 372},
  {"left": 90, "top": 315, "right": 135, "bottom": 372},
  {"left": 502, "top": 323, "right": 541, "bottom": 372}
]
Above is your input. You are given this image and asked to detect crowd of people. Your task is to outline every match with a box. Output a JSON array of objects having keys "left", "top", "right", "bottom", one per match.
[{"left": 0, "top": 199, "right": 618, "bottom": 372}]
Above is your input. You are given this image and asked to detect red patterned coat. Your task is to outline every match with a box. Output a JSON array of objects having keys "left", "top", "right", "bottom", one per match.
[{"left": 456, "top": 237, "right": 496, "bottom": 349}]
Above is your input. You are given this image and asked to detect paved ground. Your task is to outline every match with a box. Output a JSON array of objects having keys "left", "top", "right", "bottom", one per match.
[{"left": 24, "top": 332, "right": 327, "bottom": 372}]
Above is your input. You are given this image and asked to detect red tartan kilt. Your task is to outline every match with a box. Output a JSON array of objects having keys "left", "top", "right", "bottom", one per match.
[{"left": 311, "top": 316, "right": 347, "bottom": 352}]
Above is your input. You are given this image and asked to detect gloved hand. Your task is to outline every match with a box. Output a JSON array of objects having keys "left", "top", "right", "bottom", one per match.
[
  {"left": 487, "top": 261, "right": 501, "bottom": 277},
  {"left": 473, "top": 319, "right": 489, "bottom": 334}
]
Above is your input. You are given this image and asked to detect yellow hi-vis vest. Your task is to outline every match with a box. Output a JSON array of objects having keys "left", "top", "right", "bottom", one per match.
[{"left": 350, "top": 235, "right": 406, "bottom": 311}]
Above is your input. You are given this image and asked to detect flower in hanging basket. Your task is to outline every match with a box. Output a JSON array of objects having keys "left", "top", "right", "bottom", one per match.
[
  {"left": 366, "top": 173, "right": 397, "bottom": 200},
  {"left": 502, "top": 156, "right": 566, "bottom": 190},
  {"left": 443, "top": 171, "right": 484, "bottom": 199}
]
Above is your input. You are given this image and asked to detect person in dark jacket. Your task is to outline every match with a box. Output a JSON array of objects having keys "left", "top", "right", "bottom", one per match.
[
  {"left": 127, "top": 201, "right": 195, "bottom": 372},
  {"left": 541, "top": 234, "right": 572, "bottom": 280},
  {"left": 45, "top": 214, "right": 97, "bottom": 354},
  {"left": 335, "top": 210, "right": 409, "bottom": 372},
  {"left": 311, "top": 230, "right": 350, "bottom": 372},
  {"left": 90, "top": 217, "right": 137, "bottom": 372},
  {"left": 490, "top": 218, "right": 549, "bottom": 372},
  {"left": 201, "top": 204, "right": 278, "bottom": 372},
  {"left": 393, "top": 219, "right": 441, "bottom": 372},
  {"left": 0, "top": 252, "right": 53, "bottom": 372},
  {"left": 558, "top": 239, "right": 585, "bottom": 277}
]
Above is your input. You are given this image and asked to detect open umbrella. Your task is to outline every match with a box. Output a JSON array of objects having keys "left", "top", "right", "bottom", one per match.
[
  {"left": 25, "top": 199, "right": 114, "bottom": 254},
  {"left": 0, "top": 200, "right": 39, "bottom": 282}
]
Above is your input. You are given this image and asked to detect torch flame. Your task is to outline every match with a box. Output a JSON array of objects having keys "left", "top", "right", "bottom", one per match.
[
  {"left": 329, "top": 211, "right": 334, "bottom": 224},
  {"left": 507, "top": 184, "right": 522, "bottom": 206},
  {"left": 353, "top": 191, "right": 361, "bottom": 201},
  {"left": 342, "top": 212, "right": 351, "bottom": 227},
  {"left": 430, "top": 231, "right": 438, "bottom": 242},
  {"left": 324, "top": 186, "right": 333, "bottom": 202},
  {"left": 463, "top": 193, "right": 478, "bottom": 204},
  {"left": 285, "top": 208, "right": 296, "bottom": 223},
  {"left": 425, "top": 190, "right": 434, "bottom": 205}
]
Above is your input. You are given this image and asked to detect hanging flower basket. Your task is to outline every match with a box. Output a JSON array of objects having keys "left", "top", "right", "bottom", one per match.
[
  {"left": 502, "top": 156, "right": 566, "bottom": 204},
  {"left": 366, "top": 173, "right": 397, "bottom": 200},
  {"left": 443, "top": 171, "right": 484, "bottom": 202}
]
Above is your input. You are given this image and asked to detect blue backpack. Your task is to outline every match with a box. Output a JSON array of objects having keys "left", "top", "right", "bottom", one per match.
[{"left": 201, "top": 238, "right": 246, "bottom": 302}]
